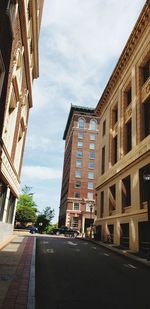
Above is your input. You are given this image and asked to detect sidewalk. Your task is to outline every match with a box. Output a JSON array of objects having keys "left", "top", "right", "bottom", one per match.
[
  {"left": 79, "top": 237, "right": 150, "bottom": 268},
  {"left": 0, "top": 231, "right": 35, "bottom": 309}
]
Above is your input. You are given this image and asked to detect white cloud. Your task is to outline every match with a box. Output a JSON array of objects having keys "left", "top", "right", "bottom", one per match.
[{"left": 22, "top": 166, "right": 62, "bottom": 180}]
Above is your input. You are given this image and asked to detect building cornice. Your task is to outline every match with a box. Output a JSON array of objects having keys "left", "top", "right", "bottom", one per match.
[{"left": 95, "top": 1, "right": 150, "bottom": 115}]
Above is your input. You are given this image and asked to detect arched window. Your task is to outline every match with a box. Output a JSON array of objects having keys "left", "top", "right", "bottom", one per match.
[
  {"left": 78, "top": 118, "right": 85, "bottom": 129},
  {"left": 89, "top": 119, "right": 97, "bottom": 130}
]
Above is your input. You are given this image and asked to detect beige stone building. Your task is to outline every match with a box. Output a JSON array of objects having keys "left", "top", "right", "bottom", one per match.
[
  {"left": 95, "top": 1, "right": 150, "bottom": 254},
  {"left": 0, "top": 0, "right": 44, "bottom": 245}
]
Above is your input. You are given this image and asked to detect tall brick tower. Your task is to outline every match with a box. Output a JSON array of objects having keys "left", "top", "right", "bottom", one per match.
[{"left": 59, "top": 105, "right": 100, "bottom": 234}]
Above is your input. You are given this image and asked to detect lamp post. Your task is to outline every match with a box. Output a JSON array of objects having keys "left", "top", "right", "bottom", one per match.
[
  {"left": 143, "top": 173, "right": 150, "bottom": 261},
  {"left": 89, "top": 203, "right": 93, "bottom": 238}
]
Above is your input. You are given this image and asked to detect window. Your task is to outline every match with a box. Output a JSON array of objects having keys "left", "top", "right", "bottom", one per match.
[
  {"left": 77, "top": 141, "right": 83, "bottom": 148},
  {"left": 76, "top": 160, "right": 82, "bottom": 168},
  {"left": 112, "top": 135, "right": 117, "bottom": 165},
  {"left": 144, "top": 100, "right": 150, "bottom": 137},
  {"left": 88, "top": 182, "right": 94, "bottom": 190},
  {"left": 101, "top": 146, "right": 105, "bottom": 174},
  {"left": 87, "top": 192, "right": 93, "bottom": 200},
  {"left": 102, "top": 120, "right": 106, "bottom": 136},
  {"left": 126, "top": 87, "right": 132, "bottom": 106},
  {"left": 112, "top": 105, "right": 118, "bottom": 127},
  {"left": 90, "top": 134, "right": 96, "bottom": 140},
  {"left": 100, "top": 191, "right": 104, "bottom": 218},
  {"left": 72, "top": 217, "right": 79, "bottom": 228},
  {"left": 89, "top": 150, "right": 95, "bottom": 159},
  {"left": 88, "top": 172, "right": 94, "bottom": 179},
  {"left": 125, "top": 120, "right": 132, "bottom": 153},
  {"left": 76, "top": 151, "right": 83, "bottom": 158},
  {"left": 0, "top": 51, "right": 5, "bottom": 97},
  {"left": 73, "top": 203, "right": 80, "bottom": 211},
  {"left": 78, "top": 132, "right": 84, "bottom": 139},
  {"left": 74, "top": 192, "right": 80, "bottom": 198},
  {"left": 109, "top": 184, "right": 116, "bottom": 214},
  {"left": 143, "top": 59, "right": 150, "bottom": 84},
  {"left": 78, "top": 118, "right": 85, "bottom": 129},
  {"left": 88, "top": 162, "right": 94, "bottom": 169},
  {"left": 122, "top": 175, "right": 131, "bottom": 208},
  {"left": 89, "top": 119, "right": 97, "bottom": 130},
  {"left": 75, "top": 170, "right": 81, "bottom": 178},
  {"left": 89, "top": 143, "right": 95, "bottom": 149},
  {"left": 75, "top": 181, "right": 81, "bottom": 188}
]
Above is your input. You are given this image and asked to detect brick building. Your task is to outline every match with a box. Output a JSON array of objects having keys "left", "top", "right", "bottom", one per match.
[
  {"left": 0, "top": 0, "right": 44, "bottom": 245},
  {"left": 59, "top": 105, "right": 100, "bottom": 234},
  {"left": 95, "top": 1, "right": 150, "bottom": 254}
]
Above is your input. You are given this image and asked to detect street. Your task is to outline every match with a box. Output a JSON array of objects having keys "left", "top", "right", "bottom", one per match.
[{"left": 35, "top": 236, "right": 150, "bottom": 309}]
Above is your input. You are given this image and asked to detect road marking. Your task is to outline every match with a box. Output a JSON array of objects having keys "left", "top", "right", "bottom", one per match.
[
  {"left": 124, "top": 263, "right": 136, "bottom": 269},
  {"left": 67, "top": 241, "right": 78, "bottom": 246},
  {"left": 46, "top": 248, "right": 54, "bottom": 254},
  {"left": 92, "top": 246, "right": 97, "bottom": 250},
  {"left": 43, "top": 241, "right": 49, "bottom": 244},
  {"left": 104, "top": 253, "right": 109, "bottom": 256}
]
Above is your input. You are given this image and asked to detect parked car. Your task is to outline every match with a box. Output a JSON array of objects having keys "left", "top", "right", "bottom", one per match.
[
  {"left": 29, "top": 226, "right": 38, "bottom": 234},
  {"left": 50, "top": 226, "right": 79, "bottom": 237}
]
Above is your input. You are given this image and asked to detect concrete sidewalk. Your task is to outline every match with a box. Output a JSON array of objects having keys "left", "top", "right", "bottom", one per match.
[
  {"left": 0, "top": 231, "right": 35, "bottom": 309},
  {"left": 79, "top": 237, "right": 150, "bottom": 268}
]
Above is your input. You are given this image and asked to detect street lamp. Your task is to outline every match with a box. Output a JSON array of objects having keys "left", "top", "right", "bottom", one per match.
[{"left": 143, "top": 173, "right": 150, "bottom": 261}]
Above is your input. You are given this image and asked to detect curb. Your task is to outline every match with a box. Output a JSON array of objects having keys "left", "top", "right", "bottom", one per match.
[
  {"left": 78, "top": 237, "right": 150, "bottom": 268},
  {"left": 27, "top": 236, "right": 36, "bottom": 309}
]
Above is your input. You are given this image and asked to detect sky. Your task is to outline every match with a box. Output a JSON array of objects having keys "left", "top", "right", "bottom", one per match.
[{"left": 21, "top": 0, "right": 146, "bottom": 223}]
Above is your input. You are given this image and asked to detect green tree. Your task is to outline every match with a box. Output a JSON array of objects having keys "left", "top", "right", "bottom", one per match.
[
  {"left": 36, "top": 206, "right": 55, "bottom": 233},
  {"left": 15, "top": 186, "right": 37, "bottom": 226}
]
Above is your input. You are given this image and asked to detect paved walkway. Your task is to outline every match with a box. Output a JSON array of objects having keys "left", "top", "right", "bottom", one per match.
[{"left": 0, "top": 232, "right": 35, "bottom": 309}]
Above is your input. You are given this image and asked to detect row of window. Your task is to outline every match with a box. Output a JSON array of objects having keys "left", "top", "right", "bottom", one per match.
[
  {"left": 75, "top": 181, "right": 94, "bottom": 189},
  {"left": 75, "top": 171, "right": 94, "bottom": 179},
  {"left": 78, "top": 118, "right": 97, "bottom": 130},
  {"left": 77, "top": 141, "right": 95, "bottom": 149},
  {"left": 76, "top": 150, "right": 95, "bottom": 159},
  {"left": 78, "top": 132, "right": 96, "bottom": 140},
  {"left": 100, "top": 163, "right": 150, "bottom": 217},
  {"left": 76, "top": 160, "right": 94, "bottom": 169},
  {"left": 74, "top": 192, "right": 94, "bottom": 200},
  {"left": 73, "top": 201, "right": 94, "bottom": 211}
]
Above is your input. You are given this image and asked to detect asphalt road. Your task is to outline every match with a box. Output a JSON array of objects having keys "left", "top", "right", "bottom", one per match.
[{"left": 35, "top": 236, "right": 150, "bottom": 309}]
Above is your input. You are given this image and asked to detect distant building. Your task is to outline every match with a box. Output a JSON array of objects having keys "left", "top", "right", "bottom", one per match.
[
  {"left": 95, "top": 1, "right": 150, "bottom": 254},
  {"left": 59, "top": 105, "right": 100, "bottom": 234},
  {"left": 0, "top": 0, "right": 44, "bottom": 245}
]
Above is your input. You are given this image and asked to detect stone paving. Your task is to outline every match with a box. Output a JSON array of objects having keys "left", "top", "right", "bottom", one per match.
[{"left": 0, "top": 233, "right": 34, "bottom": 309}]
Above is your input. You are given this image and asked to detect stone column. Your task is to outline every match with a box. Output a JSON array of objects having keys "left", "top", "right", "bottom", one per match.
[{"left": 2, "top": 186, "right": 10, "bottom": 223}]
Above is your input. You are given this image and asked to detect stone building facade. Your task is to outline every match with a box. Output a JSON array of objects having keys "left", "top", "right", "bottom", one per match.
[
  {"left": 59, "top": 105, "right": 100, "bottom": 234},
  {"left": 0, "top": 0, "right": 44, "bottom": 245},
  {"left": 95, "top": 1, "right": 150, "bottom": 254}
]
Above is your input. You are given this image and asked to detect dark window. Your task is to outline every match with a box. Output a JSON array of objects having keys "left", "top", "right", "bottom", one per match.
[
  {"left": 102, "top": 120, "right": 106, "bottom": 136},
  {"left": 144, "top": 100, "right": 150, "bottom": 137},
  {"left": 112, "top": 105, "right": 118, "bottom": 126},
  {"left": 126, "top": 87, "right": 132, "bottom": 106},
  {"left": 112, "top": 135, "right": 117, "bottom": 165},
  {"left": 76, "top": 151, "right": 83, "bottom": 158},
  {"left": 6, "top": 193, "right": 15, "bottom": 223},
  {"left": 74, "top": 192, "right": 80, "bottom": 198},
  {"left": 126, "top": 120, "right": 132, "bottom": 153},
  {"left": 100, "top": 191, "right": 104, "bottom": 218},
  {"left": 101, "top": 146, "right": 105, "bottom": 174},
  {"left": 75, "top": 181, "right": 81, "bottom": 188},
  {"left": 139, "top": 163, "right": 150, "bottom": 208},
  {"left": 122, "top": 175, "right": 131, "bottom": 208},
  {"left": 143, "top": 59, "right": 150, "bottom": 84},
  {"left": 109, "top": 185, "right": 116, "bottom": 214}
]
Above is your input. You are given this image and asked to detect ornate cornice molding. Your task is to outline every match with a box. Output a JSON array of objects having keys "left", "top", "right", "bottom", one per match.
[{"left": 95, "top": 1, "right": 150, "bottom": 115}]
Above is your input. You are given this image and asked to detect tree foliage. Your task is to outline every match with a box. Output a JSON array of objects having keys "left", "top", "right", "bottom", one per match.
[
  {"left": 36, "top": 206, "right": 55, "bottom": 233},
  {"left": 15, "top": 186, "right": 37, "bottom": 225}
]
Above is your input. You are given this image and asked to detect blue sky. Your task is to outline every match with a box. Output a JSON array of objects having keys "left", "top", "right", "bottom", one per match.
[{"left": 21, "top": 0, "right": 146, "bottom": 223}]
